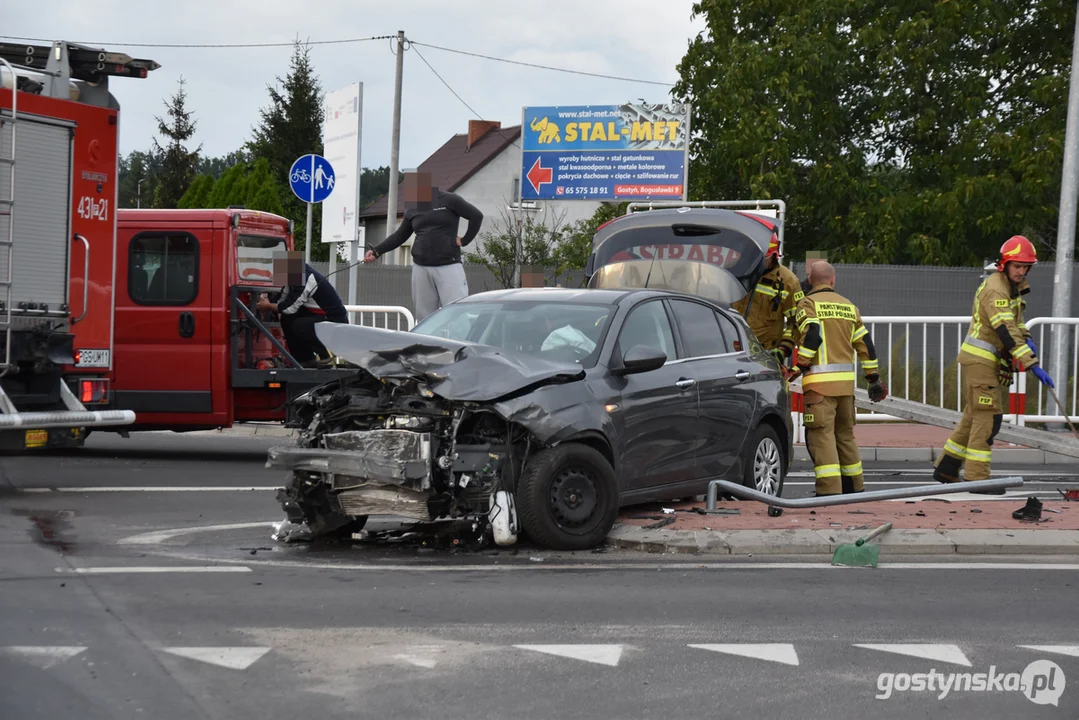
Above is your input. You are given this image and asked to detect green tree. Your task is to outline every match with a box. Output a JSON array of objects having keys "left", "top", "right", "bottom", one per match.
[
  {"left": 472, "top": 207, "right": 570, "bottom": 288},
  {"left": 177, "top": 173, "right": 214, "bottom": 208},
  {"left": 673, "top": 0, "right": 1076, "bottom": 266},
  {"left": 246, "top": 39, "right": 326, "bottom": 259},
  {"left": 150, "top": 76, "right": 202, "bottom": 209},
  {"left": 361, "top": 166, "right": 392, "bottom": 210},
  {"left": 557, "top": 202, "right": 628, "bottom": 277},
  {"left": 118, "top": 150, "right": 161, "bottom": 209},
  {"left": 180, "top": 158, "right": 286, "bottom": 217}
]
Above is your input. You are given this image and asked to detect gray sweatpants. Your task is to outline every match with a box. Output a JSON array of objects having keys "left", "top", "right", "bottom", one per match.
[{"left": 412, "top": 262, "right": 469, "bottom": 321}]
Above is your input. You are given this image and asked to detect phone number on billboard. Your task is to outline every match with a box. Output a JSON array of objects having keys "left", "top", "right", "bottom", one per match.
[{"left": 560, "top": 187, "right": 609, "bottom": 195}]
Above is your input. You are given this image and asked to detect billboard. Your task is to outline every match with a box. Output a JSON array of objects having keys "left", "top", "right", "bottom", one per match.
[
  {"left": 320, "top": 82, "right": 363, "bottom": 243},
  {"left": 520, "top": 102, "right": 690, "bottom": 202}
]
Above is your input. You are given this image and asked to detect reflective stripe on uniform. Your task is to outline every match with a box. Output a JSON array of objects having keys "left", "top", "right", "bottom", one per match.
[
  {"left": 989, "top": 311, "right": 1014, "bottom": 325},
  {"left": 945, "top": 439, "right": 992, "bottom": 463},
  {"left": 961, "top": 335, "right": 1002, "bottom": 362},
  {"left": 861, "top": 359, "right": 879, "bottom": 370},
  {"left": 805, "top": 363, "right": 856, "bottom": 374},
  {"left": 1011, "top": 344, "right": 1032, "bottom": 360},
  {"left": 841, "top": 462, "right": 863, "bottom": 476},
  {"left": 852, "top": 325, "right": 868, "bottom": 342},
  {"left": 755, "top": 284, "right": 779, "bottom": 298},
  {"left": 814, "top": 464, "right": 841, "bottom": 479},
  {"left": 803, "top": 371, "right": 856, "bottom": 386},
  {"left": 799, "top": 316, "right": 821, "bottom": 332},
  {"left": 798, "top": 346, "right": 817, "bottom": 360}
]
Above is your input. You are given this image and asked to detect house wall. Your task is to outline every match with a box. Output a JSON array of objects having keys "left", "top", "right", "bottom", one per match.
[{"left": 361, "top": 144, "right": 603, "bottom": 266}]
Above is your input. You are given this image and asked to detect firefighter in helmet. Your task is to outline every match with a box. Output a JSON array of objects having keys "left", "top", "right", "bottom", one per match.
[
  {"left": 933, "top": 235, "right": 1054, "bottom": 492},
  {"left": 794, "top": 261, "right": 886, "bottom": 496},
  {"left": 731, "top": 233, "right": 803, "bottom": 365}
]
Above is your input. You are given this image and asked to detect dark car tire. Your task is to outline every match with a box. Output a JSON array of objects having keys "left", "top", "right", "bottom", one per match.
[
  {"left": 742, "top": 423, "right": 785, "bottom": 498},
  {"left": 516, "top": 443, "right": 619, "bottom": 551}
]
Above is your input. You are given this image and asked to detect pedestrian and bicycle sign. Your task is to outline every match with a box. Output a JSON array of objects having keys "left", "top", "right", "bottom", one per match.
[{"left": 289, "top": 154, "right": 336, "bottom": 204}]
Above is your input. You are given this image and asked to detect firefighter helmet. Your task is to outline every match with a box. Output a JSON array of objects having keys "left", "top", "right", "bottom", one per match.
[
  {"left": 766, "top": 233, "right": 780, "bottom": 259},
  {"left": 995, "top": 235, "right": 1037, "bottom": 272}
]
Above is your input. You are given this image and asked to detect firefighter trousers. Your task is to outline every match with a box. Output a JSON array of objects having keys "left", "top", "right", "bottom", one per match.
[
  {"left": 803, "top": 392, "right": 864, "bottom": 496},
  {"left": 935, "top": 361, "right": 1004, "bottom": 482}
]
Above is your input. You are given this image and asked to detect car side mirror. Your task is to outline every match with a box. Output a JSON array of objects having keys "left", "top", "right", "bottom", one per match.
[{"left": 613, "top": 344, "right": 667, "bottom": 375}]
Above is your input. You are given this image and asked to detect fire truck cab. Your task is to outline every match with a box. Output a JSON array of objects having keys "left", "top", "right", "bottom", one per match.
[
  {"left": 0, "top": 41, "right": 158, "bottom": 451},
  {"left": 110, "top": 207, "right": 356, "bottom": 431}
]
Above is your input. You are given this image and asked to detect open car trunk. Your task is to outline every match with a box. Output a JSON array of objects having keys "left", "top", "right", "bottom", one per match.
[{"left": 584, "top": 208, "right": 776, "bottom": 306}]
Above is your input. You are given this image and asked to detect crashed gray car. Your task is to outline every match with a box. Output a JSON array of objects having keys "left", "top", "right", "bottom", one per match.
[{"left": 269, "top": 208, "right": 792, "bottom": 550}]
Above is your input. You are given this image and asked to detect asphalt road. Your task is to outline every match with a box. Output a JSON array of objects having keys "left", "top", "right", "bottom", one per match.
[{"left": 1, "top": 432, "right": 1078, "bottom": 719}]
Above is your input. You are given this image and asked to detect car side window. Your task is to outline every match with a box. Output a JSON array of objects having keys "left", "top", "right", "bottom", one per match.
[
  {"left": 616, "top": 300, "right": 675, "bottom": 360},
  {"left": 714, "top": 310, "right": 744, "bottom": 353},
  {"left": 669, "top": 299, "right": 727, "bottom": 357},
  {"left": 129, "top": 232, "right": 199, "bottom": 306}
]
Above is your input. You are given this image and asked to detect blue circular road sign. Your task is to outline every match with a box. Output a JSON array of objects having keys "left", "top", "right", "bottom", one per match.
[{"left": 288, "top": 154, "right": 336, "bottom": 204}]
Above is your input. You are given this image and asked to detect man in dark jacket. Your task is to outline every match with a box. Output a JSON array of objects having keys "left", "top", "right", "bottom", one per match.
[
  {"left": 363, "top": 171, "right": 483, "bottom": 321},
  {"left": 257, "top": 251, "right": 348, "bottom": 367}
]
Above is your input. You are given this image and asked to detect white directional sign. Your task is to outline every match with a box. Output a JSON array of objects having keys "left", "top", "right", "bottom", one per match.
[{"left": 321, "top": 82, "right": 364, "bottom": 244}]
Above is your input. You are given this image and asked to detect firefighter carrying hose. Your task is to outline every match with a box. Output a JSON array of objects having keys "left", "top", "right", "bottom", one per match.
[
  {"left": 933, "top": 235, "right": 1054, "bottom": 493},
  {"left": 794, "top": 261, "right": 887, "bottom": 496},
  {"left": 731, "top": 233, "right": 803, "bottom": 365}
]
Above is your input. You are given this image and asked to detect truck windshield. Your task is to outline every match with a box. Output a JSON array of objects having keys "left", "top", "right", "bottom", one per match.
[{"left": 237, "top": 234, "right": 288, "bottom": 284}]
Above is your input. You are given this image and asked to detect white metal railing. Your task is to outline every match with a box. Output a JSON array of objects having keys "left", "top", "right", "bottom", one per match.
[
  {"left": 789, "top": 315, "right": 1079, "bottom": 431},
  {"left": 1015, "top": 317, "right": 1079, "bottom": 426},
  {"left": 344, "top": 305, "right": 414, "bottom": 331}
]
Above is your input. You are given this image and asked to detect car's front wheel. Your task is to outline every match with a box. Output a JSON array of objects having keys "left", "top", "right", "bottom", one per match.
[
  {"left": 516, "top": 443, "right": 619, "bottom": 551},
  {"left": 742, "top": 423, "right": 785, "bottom": 498}
]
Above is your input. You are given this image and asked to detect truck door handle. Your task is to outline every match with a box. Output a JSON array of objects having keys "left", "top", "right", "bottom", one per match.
[
  {"left": 179, "top": 312, "right": 195, "bottom": 338},
  {"left": 675, "top": 378, "right": 696, "bottom": 389},
  {"left": 735, "top": 370, "right": 751, "bottom": 381},
  {"left": 71, "top": 234, "right": 90, "bottom": 324}
]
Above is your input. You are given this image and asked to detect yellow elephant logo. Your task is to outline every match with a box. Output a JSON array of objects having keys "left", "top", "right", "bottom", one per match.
[{"left": 530, "top": 116, "right": 561, "bottom": 144}]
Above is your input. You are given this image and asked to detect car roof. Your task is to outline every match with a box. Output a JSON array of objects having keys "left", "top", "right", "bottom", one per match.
[{"left": 455, "top": 286, "right": 730, "bottom": 309}]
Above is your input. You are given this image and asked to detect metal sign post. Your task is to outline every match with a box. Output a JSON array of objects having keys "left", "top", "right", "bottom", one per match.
[{"left": 288, "top": 153, "right": 336, "bottom": 264}]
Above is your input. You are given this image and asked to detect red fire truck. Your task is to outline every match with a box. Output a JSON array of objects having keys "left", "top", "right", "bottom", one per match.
[
  {"left": 109, "top": 206, "right": 361, "bottom": 432},
  {"left": 1, "top": 42, "right": 367, "bottom": 449},
  {"left": 0, "top": 40, "right": 159, "bottom": 451}
]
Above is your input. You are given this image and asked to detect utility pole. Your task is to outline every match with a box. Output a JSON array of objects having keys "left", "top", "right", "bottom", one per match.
[
  {"left": 385, "top": 30, "right": 405, "bottom": 239},
  {"left": 1051, "top": 6, "right": 1079, "bottom": 404}
]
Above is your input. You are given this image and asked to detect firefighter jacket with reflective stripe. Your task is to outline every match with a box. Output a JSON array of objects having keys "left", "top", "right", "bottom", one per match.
[
  {"left": 794, "top": 286, "right": 877, "bottom": 396},
  {"left": 731, "top": 262, "right": 803, "bottom": 351},
  {"left": 958, "top": 271, "right": 1038, "bottom": 371}
]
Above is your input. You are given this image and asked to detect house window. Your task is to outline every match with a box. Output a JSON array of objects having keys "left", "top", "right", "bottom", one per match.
[{"left": 128, "top": 232, "right": 200, "bottom": 306}]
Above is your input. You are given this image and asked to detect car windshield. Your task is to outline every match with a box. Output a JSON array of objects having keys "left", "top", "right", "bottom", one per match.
[{"left": 412, "top": 300, "right": 614, "bottom": 367}]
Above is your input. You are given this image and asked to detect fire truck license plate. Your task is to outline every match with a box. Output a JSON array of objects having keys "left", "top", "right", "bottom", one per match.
[
  {"left": 25, "top": 430, "right": 48, "bottom": 448},
  {"left": 76, "top": 349, "right": 110, "bottom": 368}
]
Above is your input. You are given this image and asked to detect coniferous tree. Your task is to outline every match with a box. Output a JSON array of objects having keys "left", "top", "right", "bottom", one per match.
[{"left": 151, "top": 76, "right": 202, "bottom": 209}]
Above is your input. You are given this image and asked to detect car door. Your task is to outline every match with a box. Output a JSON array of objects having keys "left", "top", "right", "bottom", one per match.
[
  {"left": 607, "top": 298, "right": 701, "bottom": 491},
  {"left": 113, "top": 225, "right": 214, "bottom": 416},
  {"left": 667, "top": 298, "right": 755, "bottom": 478}
]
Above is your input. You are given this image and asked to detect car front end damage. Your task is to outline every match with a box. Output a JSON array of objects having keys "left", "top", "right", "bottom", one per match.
[
  {"left": 270, "top": 373, "right": 529, "bottom": 545},
  {"left": 266, "top": 322, "right": 603, "bottom": 548}
]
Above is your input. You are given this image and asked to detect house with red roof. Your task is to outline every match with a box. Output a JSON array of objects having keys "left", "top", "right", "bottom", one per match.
[{"left": 359, "top": 119, "right": 604, "bottom": 266}]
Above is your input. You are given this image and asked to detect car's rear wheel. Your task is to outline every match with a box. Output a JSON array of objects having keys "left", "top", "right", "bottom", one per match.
[
  {"left": 742, "top": 424, "right": 785, "bottom": 498},
  {"left": 516, "top": 443, "right": 619, "bottom": 551}
]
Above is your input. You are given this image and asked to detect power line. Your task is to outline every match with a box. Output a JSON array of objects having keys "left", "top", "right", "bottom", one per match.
[
  {"left": 0, "top": 32, "right": 677, "bottom": 86},
  {"left": 0, "top": 34, "right": 395, "bottom": 49},
  {"left": 407, "top": 40, "right": 675, "bottom": 87},
  {"left": 409, "top": 44, "right": 522, "bottom": 150}
]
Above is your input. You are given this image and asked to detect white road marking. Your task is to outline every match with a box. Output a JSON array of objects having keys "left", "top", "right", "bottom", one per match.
[
  {"left": 160, "top": 647, "right": 270, "bottom": 670},
  {"left": 0, "top": 646, "right": 87, "bottom": 669},
  {"left": 118, "top": 522, "right": 272, "bottom": 546},
  {"left": 514, "top": 644, "right": 624, "bottom": 667},
  {"left": 854, "top": 643, "right": 972, "bottom": 667},
  {"left": 688, "top": 643, "right": 799, "bottom": 666},
  {"left": 1018, "top": 645, "right": 1079, "bottom": 658},
  {"left": 55, "top": 566, "right": 251, "bottom": 575},
  {"left": 20, "top": 487, "right": 278, "bottom": 493}
]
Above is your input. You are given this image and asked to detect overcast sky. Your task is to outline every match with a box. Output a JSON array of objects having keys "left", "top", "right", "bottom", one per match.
[{"left": 6, "top": 1, "right": 707, "bottom": 170}]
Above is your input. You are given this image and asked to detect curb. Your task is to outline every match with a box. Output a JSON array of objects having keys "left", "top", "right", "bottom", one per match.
[
  {"left": 792, "top": 446, "right": 1075, "bottom": 465},
  {"left": 605, "top": 524, "right": 1079, "bottom": 556}
]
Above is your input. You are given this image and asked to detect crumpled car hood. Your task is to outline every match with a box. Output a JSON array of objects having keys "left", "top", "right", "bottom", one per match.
[{"left": 315, "top": 322, "right": 585, "bottom": 402}]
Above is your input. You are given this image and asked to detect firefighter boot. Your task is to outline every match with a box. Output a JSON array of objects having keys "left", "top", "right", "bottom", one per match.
[{"left": 934, "top": 454, "right": 962, "bottom": 484}]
